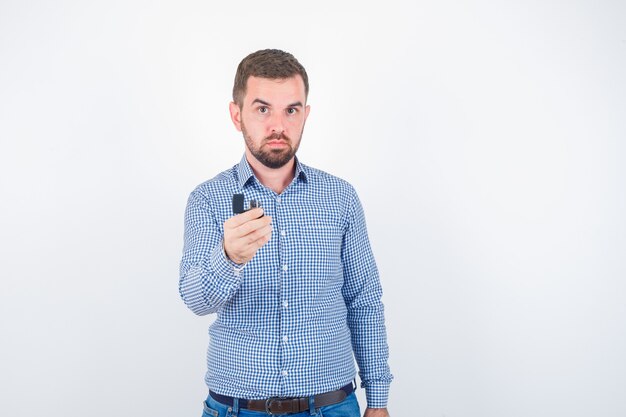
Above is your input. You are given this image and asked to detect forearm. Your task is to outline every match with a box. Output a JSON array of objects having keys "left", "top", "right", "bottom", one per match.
[
  {"left": 179, "top": 240, "right": 243, "bottom": 315},
  {"left": 343, "top": 243, "right": 393, "bottom": 407},
  {"left": 348, "top": 302, "right": 393, "bottom": 408}
]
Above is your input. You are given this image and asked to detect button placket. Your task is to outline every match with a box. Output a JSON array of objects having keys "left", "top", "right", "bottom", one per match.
[{"left": 274, "top": 193, "right": 289, "bottom": 390}]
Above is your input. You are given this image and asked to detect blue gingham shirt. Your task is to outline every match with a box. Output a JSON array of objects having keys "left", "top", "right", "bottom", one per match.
[{"left": 179, "top": 156, "right": 392, "bottom": 408}]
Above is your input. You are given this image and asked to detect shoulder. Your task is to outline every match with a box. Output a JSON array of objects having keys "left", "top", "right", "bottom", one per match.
[
  {"left": 188, "top": 164, "right": 239, "bottom": 205},
  {"left": 301, "top": 163, "right": 357, "bottom": 197},
  {"left": 299, "top": 163, "right": 362, "bottom": 224}
]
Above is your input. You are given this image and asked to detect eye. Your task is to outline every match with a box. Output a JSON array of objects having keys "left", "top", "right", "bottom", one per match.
[
  {"left": 258, "top": 106, "right": 268, "bottom": 114},
  {"left": 287, "top": 108, "right": 297, "bottom": 115}
]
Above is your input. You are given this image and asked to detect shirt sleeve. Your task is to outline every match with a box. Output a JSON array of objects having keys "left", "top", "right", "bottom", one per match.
[
  {"left": 341, "top": 186, "right": 393, "bottom": 408},
  {"left": 179, "top": 189, "right": 243, "bottom": 316}
]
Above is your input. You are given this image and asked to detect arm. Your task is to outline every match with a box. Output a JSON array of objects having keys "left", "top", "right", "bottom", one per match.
[
  {"left": 179, "top": 190, "right": 272, "bottom": 316},
  {"left": 341, "top": 186, "right": 393, "bottom": 410},
  {"left": 179, "top": 190, "right": 243, "bottom": 315}
]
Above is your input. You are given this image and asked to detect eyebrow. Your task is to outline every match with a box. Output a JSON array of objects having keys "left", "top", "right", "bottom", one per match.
[
  {"left": 251, "top": 99, "right": 270, "bottom": 106},
  {"left": 251, "top": 99, "right": 304, "bottom": 108}
]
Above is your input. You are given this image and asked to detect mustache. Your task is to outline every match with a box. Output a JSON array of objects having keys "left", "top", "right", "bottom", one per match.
[{"left": 265, "top": 132, "right": 291, "bottom": 142}]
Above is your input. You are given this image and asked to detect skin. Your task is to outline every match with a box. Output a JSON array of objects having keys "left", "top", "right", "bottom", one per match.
[
  {"left": 223, "top": 75, "right": 390, "bottom": 417},
  {"left": 364, "top": 408, "right": 390, "bottom": 417},
  {"left": 229, "top": 75, "right": 310, "bottom": 194}
]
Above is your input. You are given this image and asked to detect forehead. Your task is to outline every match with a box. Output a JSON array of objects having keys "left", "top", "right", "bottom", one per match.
[{"left": 243, "top": 75, "right": 306, "bottom": 105}]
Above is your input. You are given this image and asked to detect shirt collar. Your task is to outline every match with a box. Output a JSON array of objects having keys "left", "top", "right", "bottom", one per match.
[{"left": 236, "top": 154, "right": 308, "bottom": 190}]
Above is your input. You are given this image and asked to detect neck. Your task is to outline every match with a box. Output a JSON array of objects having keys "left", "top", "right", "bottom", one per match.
[{"left": 246, "top": 152, "right": 296, "bottom": 194}]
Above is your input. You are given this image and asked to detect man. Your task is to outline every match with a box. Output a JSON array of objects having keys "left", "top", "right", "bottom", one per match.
[{"left": 179, "top": 49, "right": 392, "bottom": 417}]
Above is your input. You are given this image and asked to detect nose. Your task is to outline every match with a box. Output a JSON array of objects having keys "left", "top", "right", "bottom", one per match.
[{"left": 269, "top": 112, "right": 285, "bottom": 135}]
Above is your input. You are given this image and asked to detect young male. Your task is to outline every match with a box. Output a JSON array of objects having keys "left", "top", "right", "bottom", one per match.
[{"left": 179, "top": 49, "right": 392, "bottom": 417}]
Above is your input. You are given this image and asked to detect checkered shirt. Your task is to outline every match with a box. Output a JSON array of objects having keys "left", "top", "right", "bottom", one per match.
[{"left": 179, "top": 156, "right": 392, "bottom": 408}]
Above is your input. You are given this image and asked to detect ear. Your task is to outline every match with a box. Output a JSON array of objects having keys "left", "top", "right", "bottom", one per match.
[
  {"left": 304, "top": 104, "right": 311, "bottom": 121},
  {"left": 229, "top": 101, "right": 242, "bottom": 132}
]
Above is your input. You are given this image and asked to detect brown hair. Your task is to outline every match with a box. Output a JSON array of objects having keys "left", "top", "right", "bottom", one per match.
[{"left": 232, "top": 49, "right": 309, "bottom": 106}]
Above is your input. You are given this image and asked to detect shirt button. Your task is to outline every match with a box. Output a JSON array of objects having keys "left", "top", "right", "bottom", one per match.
[
  {"left": 281, "top": 370, "right": 288, "bottom": 376},
  {"left": 281, "top": 230, "right": 286, "bottom": 237},
  {"left": 283, "top": 301, "right": 289, "bottom": 308},
  {"left": 282, "top": 264, "right": 288, "bottom": 271},
  {"left": 282, "top": 335, "right": 289, "bottom": 343},
  {"left": 276, "top": 196, "right": 282, "bottom": 203}
]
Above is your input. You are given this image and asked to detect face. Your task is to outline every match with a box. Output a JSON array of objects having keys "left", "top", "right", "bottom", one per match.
[{"left": 230, "top": 75, "right": 310, "bottom": 169}]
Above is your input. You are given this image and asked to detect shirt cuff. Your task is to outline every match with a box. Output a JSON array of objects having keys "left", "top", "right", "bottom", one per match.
[
  {"left": 208, "top": 241, "right": 246, "bottom": 282},
  {"left": 364, "top": 381, "right": 390, "bottom": 408}
]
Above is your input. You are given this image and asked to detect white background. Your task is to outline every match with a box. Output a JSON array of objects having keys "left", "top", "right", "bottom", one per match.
[{"left": 1, "top": 1, "right": 625, "bottom": 416}]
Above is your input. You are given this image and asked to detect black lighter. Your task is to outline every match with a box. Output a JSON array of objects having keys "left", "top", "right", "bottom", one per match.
[{"left": 232, "top": 194, "right": 262, "bottom": 215}]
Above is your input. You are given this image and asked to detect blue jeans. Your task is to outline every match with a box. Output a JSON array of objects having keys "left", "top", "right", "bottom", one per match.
[{"left": 201, "top": 391, "right": 360, "bottom": 417}]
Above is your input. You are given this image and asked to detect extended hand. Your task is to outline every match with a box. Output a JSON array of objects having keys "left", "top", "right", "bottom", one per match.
[
  {"left": 223, "top": 208, "right": 272, "bottom": 264},
  {"left": 364, "top": 408, "right": 389, "bottom": 417}
]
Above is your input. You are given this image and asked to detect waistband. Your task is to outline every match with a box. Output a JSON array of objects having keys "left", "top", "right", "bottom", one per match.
[{"left": 209, "top": 382, "right": 355, "bottom": 414}]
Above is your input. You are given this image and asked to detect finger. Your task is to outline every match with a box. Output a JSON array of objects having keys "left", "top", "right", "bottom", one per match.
[
  {"left": 228, "top": 227, "right": 272, "bottom": 263},
  {"left": 231, "top": 215, "right": 272, "bottom": 238},
  {"left": 245, "top": 224, "right": 273, "bottom": 244},
  {"left": 249, "top": 232, "right": 271, "bottom": 252},
  {"left": 225, "top": 208, "right": 265, "bottom": 228}
]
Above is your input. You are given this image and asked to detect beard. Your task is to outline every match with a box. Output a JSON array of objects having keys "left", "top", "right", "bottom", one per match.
[{"left": 241, "top": 121, "right": 302, "bottom": 169}]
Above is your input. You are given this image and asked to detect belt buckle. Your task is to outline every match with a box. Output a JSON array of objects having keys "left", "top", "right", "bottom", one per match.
[{"left": 265, "top": 397, "right": 280, "bottom": 415}]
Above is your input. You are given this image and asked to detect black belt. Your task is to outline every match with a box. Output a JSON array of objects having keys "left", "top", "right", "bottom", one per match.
[{"left": 209, "top": 382, "right": 354, "bottom": 414}]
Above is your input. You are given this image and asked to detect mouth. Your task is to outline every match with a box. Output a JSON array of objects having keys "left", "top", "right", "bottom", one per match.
[{"left": 266, "top": 139, "right": 289, "bottom": 148}]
